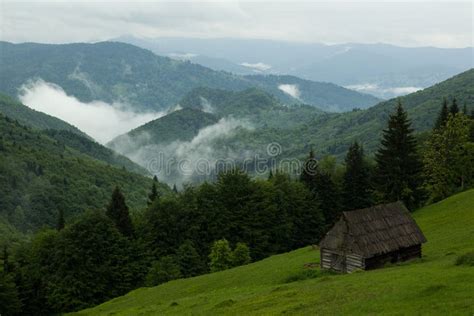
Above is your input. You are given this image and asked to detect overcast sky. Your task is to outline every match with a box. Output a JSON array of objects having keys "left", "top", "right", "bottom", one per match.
[{"left": 0, "top": 1, "right": 472, "bottom": 48}]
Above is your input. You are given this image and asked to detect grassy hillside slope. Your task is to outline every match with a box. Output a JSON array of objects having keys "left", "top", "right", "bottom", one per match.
[{"left": 75, "top": 189, "right": 474, "bottom": 315}]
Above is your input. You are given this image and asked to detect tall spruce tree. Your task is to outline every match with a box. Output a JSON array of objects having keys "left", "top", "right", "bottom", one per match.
[
  {"left": 300, "top": 149, "right": 340, "bottom": 226},
  {"left": 434, "top": 98, "right": 449, "bottom": 130},
  {"left": 106, "top": 186, "right": 134, "bottom": 237},
  {"left": 147, "top": 176, "right": 160, "bottom": 206},
  {"left": 341, "top": 142, "right": 372, "bottom": 211},
  {"left": 449, "top": 97, "right": 459, "bottom": 115},
  {"left": 375, "top": 101, "right": 424, "bottom": 209}
]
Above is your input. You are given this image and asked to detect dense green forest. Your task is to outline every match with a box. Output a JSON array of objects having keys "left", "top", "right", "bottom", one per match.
[
  {"left": 1, "top": 96, "right": 472, "bottom": 314},
  {"left": 0, "top": 41, "right": 379, "bottom": 112},
  {"left": 0, "top": 113, "right": 169, "bottom": 237},
  {"left": 178, "top": 87, "right": 285, "bottom": 118}
]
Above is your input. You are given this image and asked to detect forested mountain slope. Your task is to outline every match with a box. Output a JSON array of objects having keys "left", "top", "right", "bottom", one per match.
[
  {"left": 245, "top": 74, "right": 380, "bottom": 112},
  {"left": 108, "top": 108, "right": 219, "bottom": 151},
  {"left": 227, "top": 68, "right": 474, "bottom": 158},
  {"left": 0, "top": 41, "right": 379, "bottom": 112},
  {"left": 0, "top": 93, "right": 149, "bottom": 175},
  {"left": 0, "top": 113, "right": 169, "bottom": 233},
  {"left": 109, "top": 69, "right": 474, "bottom": 180},
  {"left": 178, "top": 87, "right": 283, "bottom": 117},
  {"left": 107, "top": 88, "right": 327, "bottom": 185}
]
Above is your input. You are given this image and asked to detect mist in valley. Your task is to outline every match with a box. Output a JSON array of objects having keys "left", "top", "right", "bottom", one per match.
[{"left": 19, "top": 79, "right": 166, "bottom": 144}]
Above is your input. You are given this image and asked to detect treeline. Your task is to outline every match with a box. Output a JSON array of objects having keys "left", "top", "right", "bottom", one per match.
[
  {"left": 1, "top": 171, "right": 325, "bottom": 314},
  {"left": 1, "top": 99, "right": 473, "bottom": 315}
]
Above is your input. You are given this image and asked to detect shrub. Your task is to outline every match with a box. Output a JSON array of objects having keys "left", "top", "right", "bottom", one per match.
[
  {"left": 209, "top": 239, "right": 232, "bottom": 272},
  {"left": 231, "top": 242, "right": 251, "bottom": 267},
  {"left": 455, "top": 252, "right": 474, "bottom": 266},
  {"left": 145, "top": 256, "right": 182, "bottom": 287}
]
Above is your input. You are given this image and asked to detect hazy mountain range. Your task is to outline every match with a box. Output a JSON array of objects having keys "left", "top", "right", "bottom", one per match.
[
  {"left": 114, "top": 35, "right": 473, "bottom": 99},
  {"left": 0, "top": 41, "right": 379, "bottom": 115},
  {"left": 108, "top": 69, "right": 474, "bottom": 185},
  {"left": 1, "top": 40, "right": 472, "bottom": 187}
]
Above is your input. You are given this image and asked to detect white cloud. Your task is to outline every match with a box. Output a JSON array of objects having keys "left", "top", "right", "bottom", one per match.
[
  {"left": 172, "top": 117, "right": 249, "bottom": 158},
  {"left": 278, "top": 84, "right": 301, "bottom": 99},
  {"left": 18, "top": 79, "right": 164, "bottom": 144},
  {"left": 168, "top": 52, "right": 198, "bottom": 60},
  {"left": 345, "top": 83, "right": 379, "bottom": 92},
  {"left": 199, "top": 97, "right": 214, "bottom": 113},
  {"left": 345, "top": 83, "right": 422, "bottom": 97},
  {"left": 240, "top": 62, "right": 272, "bottom": 72},
  {"left": 389, "top": 86, "right": 423, "bottom": 95},
  {"left": 110, "top": 116, "right": 253, "bottom": 186}
]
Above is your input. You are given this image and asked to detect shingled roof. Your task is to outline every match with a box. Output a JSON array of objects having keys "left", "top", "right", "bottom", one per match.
[{"left": 319, "top": 202, "right": 427, "bottom": 258}]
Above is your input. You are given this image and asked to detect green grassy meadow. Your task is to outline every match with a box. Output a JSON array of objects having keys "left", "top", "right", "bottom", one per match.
[{"left": 74, "top": 190, "right": 474, "bottom": 315}]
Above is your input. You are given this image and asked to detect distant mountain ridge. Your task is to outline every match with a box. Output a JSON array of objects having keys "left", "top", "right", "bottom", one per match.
[
  {"left": 113, "top": 36, "right": 473, "bottom": 99},
  {"left": 0, "top": 41, "right": 380, "bottom": 112}
]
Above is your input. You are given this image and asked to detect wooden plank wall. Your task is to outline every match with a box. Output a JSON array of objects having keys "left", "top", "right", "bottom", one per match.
[
  {"left": 320, "top": 249, "right": 364, "bottom": 273},
  {"left": 345, "top": 254, "right": 364, "bottom": 273}
]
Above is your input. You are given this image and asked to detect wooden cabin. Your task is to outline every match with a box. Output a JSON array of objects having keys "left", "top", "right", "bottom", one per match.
[{"left": 319, "top": 202, "right": 427, "bottom": 273}]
